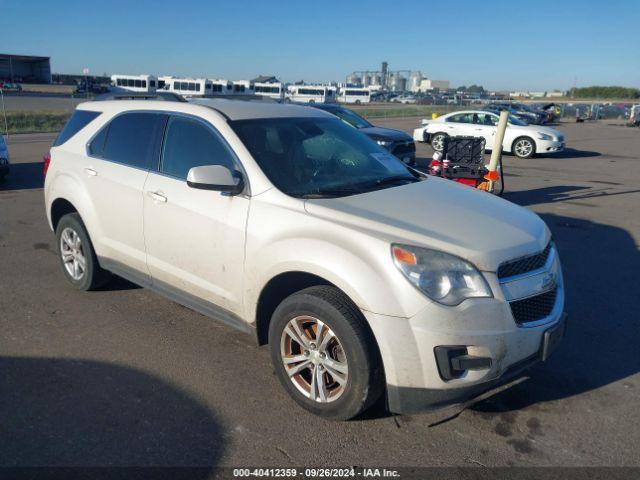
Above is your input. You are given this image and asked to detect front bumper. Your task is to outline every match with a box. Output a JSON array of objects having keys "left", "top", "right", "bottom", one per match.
[
  {"left": 538, "top": 139, "right": 565, "bottom": 153},
  {"left": 385, "top": 314, "right": 567, "bottom": 413},
  {"left": 364, "top": 261, "right": 565, "bottom": 414},
  {"left": 0, "top": 161, "right": 9, "bottom": 176}
]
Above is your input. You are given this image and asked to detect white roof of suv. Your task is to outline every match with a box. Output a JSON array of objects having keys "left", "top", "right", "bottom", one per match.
[
  {"left": 190, "top": 98, "right": 332, "bottom": 120},
  {"left": 80, "top": 97, "right": 333, "bottom": 121}
]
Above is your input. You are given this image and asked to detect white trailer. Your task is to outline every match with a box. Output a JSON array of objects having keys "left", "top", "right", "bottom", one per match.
[
  {"left": 254, "top": 82, "right": 285, "bottom": 100},
  {"left": 286, "top": 85, "right": 336, "bottom": 103},
  {"left": 338, "top": 87, "right": 371, "bottom": 104},
  {"left": 110, "top": 74, "right": 157, "bottom": 93},
  {"left": 162, "top": 77, "right": 212, "bottom": 97},
  {"left": 229, "top": 80, "right": 254, "bottom": 95}
]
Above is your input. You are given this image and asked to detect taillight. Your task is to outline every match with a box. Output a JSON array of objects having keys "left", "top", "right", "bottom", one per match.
[{"left": 43, "top": 152, "right": 51, "bottom": 177}]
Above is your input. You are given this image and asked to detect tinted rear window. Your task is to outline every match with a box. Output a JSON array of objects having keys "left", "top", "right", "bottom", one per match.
[
  {"left": 102, "top": 113, "right": 167, "bottom": 170},
  {"left": 54, "top": 110, "right": 101, "bottom": 146}
]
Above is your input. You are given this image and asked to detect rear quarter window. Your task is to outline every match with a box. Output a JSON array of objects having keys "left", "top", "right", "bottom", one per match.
[{"left": 54, "top": 110, "right": 101, "bottom": 146}]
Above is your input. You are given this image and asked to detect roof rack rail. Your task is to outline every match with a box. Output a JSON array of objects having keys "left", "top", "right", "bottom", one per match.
[{"left": 94, "top": 91, "right": 187, "bottom": 102}]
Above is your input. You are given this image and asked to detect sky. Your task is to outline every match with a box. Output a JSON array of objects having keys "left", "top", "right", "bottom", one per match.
[{"left": 2, "top": 0, "right": 638, "bottom": 91}]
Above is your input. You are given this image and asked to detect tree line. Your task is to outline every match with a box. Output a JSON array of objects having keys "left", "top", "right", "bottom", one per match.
[{"left": 569, "top": 86, "right": 639, "bottom": 99}]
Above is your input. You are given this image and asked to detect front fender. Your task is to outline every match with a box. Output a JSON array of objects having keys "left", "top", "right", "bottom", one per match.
[{"left": 244, "top": 236, "right": 428, "bottom": 325}]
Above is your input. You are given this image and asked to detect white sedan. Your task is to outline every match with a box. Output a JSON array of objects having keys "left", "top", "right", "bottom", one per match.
[{"left": 413, "top": 110, "right": 565, "bottom": 158}]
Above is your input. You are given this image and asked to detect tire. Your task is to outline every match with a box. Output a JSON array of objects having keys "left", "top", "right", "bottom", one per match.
[
  {"left": 55, "top": 213, "right": 110, "bottom": 291},
  {"left": 430, "top": 132, "right": 447, "bottom": 152},
  {"left": 512, "top": 136, "right": 536, "bottom": 159},
  {"left": 355, "top": 100, "right": 361, "bottom": 105},
  {"left": 268, "top": 286, "right": 384, "bottom": 420}
]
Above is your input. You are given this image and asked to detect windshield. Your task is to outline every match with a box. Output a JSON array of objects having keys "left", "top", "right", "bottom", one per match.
[
  {"left": 508, "top": 115, "right": 528, "bottom": 126},
  {"left": 332, "top": 108, "right": 372, "bottom": 129},
  {"left": 231, "top": 117, "right": 417, "bottom": 198}
]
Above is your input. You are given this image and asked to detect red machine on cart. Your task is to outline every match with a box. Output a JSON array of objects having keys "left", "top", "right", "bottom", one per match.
[{"left": 427, "top": 136, "right": 504, "bottom": 195}]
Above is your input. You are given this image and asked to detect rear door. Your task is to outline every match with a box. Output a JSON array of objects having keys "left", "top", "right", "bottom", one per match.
[
  {"left": 472, "top": 113, "right": 498, "bottom": 150},
  {"left": 85, "top": 112, "right": 167, "bottom": 280},
  {"left": 143, "top": 115, "right": 250, "bottom": 315},
  {"left": 443, "top": 112, "right": 476, "bottom": 136}
]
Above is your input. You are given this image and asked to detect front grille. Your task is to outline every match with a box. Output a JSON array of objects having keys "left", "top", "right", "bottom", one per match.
[
  {"left": 391, "top": 141, "right": 416, "bottom": 156},
  {"left": 497, "top": 243, "right": 551, "bottom": 279},
  {"left": 510, "top": 288, "right": 557, "bottom": 324}
]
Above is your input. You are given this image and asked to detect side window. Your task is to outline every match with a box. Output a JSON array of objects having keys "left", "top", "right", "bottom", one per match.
[
  {"left": 88, "top": 125, "right": 108, "bottom": 156},
  {"left": 102, "top": 113, "right": 167, "bottom": 170},
  {"left": 54, "top": 110, "right": 101, "bottom": 146},
  {"left": 476, "top": 113, "right": 498, "bottom": 126},
  {"left": 161, "top": 116, "right": 236, "bottom": 179},
  {"left": 447, "top": 113, "right": 473, "bottom": 123}
]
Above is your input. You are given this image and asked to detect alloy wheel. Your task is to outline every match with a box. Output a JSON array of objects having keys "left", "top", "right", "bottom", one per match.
[
  {"left": 432, "top": 134, "right": 445, "bottom": 152},
  {"left": 60, "top": 227, "right": 86, "bottom": 281},
  {"left": 280, "top": 315, "right": 349, "bottom": 403},
  {"left": 514, "top": 139, "right": 533, "bottom": 157}
]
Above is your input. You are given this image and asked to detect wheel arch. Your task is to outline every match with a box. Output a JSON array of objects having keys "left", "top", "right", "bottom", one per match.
[{"left": 50, "top": 198, "right": 79, "bottom": 231}]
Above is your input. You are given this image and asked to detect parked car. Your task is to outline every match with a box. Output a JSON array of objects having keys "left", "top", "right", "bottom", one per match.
[
  {"left": 392, "top": 95, "right": 417, "bottom": 104},
  {"left": 0, "top": 135, "right": 9, "bottom": 180},
  {"left": 488, "top": 103, "right": 546, "bottom": 125},
  {"left": 0, "top": 82, "right": 22, "bottom": 92},
  {"left": 44, "top": 99, "right": 566, "bottom": 420},
  {"left": 414, "top": 110, "right": 565, "bottom": 159},
  {"left": 309, "top": 103, "right": 416, "bottom": 165}
]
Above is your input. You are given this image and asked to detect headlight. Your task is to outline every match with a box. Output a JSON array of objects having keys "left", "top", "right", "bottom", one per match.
[
  {"left": 376, "top": 139, "right": 393, "bottom": 147},
  {"left": 392, "top": 244, "right": 492, "bottom": 306},
  {"left": 537, "top": 133, "right": 552, "bottom": 141}
]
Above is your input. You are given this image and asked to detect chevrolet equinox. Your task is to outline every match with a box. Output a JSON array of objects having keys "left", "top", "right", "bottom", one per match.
[{"left": 44, "top": 99, "right": 566, "bottom": 420}]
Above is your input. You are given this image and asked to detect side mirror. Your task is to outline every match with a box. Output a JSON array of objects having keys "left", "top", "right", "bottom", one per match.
[{"left": 186, "top": 165, "right": 244, "bottom": 195}]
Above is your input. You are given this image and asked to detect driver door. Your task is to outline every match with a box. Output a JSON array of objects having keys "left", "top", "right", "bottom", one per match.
[{"left": 143, "top": 115, "right": 249, "bottom": 315}]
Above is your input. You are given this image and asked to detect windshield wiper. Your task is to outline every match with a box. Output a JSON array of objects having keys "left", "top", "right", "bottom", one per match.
[
  {"left": 296, "top": 186, "right": 365, "bottom": 198},
  {"left": 356, "top": 175, "right": 419, "bottom": 191},
  {"left": 296, "top": 176, "right": 418, "bottom": 199}
]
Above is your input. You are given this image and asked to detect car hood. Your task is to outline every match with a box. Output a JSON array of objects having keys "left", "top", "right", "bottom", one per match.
[
  {"left": 360, "top": 126, "right": 413, "bottom": 142},
  {"left": 304, "top": 177, "right": 549, "bottom": 272},
  {"left": 511, "top": 124, "right": 562, "bottom": 137}
]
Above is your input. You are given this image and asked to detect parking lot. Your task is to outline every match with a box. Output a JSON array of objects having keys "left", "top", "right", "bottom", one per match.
[{"left": 1, "top": 119, "right": 639, "bottom": 468}]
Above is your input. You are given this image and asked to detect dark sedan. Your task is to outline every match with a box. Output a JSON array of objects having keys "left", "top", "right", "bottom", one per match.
[{"left": 309, "top": 104, "right": 416, "bottom": 165}]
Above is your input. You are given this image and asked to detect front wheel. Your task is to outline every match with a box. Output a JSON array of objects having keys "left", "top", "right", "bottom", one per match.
[
  {"left": 512, "top": 136, "right": 536, "bottom": 159},
  {"left": 430, "top": 132, "right": 447, "bottom": 152},
  {"left": 268, "top": 286, "right": 384, "bottom": 420}
]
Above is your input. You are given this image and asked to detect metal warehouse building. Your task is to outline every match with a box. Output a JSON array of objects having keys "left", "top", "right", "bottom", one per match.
[{"left": 0, "top": 53, "right": 51, "bottom": 83}]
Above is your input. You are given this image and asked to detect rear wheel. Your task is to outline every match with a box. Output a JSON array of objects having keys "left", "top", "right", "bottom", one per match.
[
  {"left": 268, "top": 286, "right": 384, "bottom": 420},
  {"left": 56, "top": 213, "right": 110, "bottom": 291},
  {"left": 430, "top": 132, "right": 447, "bottom": 152},
  {"left": 512, "top": 136, "right": 536, "bottom": 159}
]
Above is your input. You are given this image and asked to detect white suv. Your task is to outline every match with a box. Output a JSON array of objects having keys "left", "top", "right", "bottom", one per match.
[{"left": 44, "top": 98, "right": 566, "bottom": 420}]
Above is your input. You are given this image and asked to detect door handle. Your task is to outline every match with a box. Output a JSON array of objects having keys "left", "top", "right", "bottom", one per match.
[
  {"left": 147, "top": 191, "right": 167, "bottom": 203},
  {"left": 84, "top": 167, "right": 97, "bottom": 176}
]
